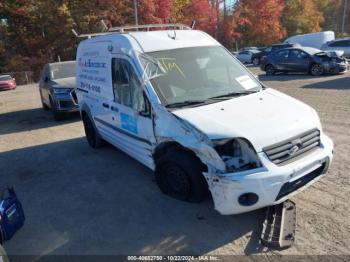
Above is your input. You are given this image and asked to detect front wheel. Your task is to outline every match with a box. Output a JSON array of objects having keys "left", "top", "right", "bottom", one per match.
[
  {"left": 310, "top": 64, "right": 324, "bottom": 76},
  {"left": 155, "top": 150, "right": 208, "bottom": 202},
  {"left": 265, "top": 65, "right": 276, "bottom": 75},
  {"left": 82, "top": 115, "right": 104, "bottom": 148},
  {"left": 252, "top": 57, "right": 260, "bottom": 66}
]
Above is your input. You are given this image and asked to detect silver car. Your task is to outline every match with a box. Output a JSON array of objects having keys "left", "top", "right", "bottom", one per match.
[
  {"left": 39, "top": 61, "right": 78, "bottom": 120},
  {"left": 236, "top": 50, "right": 261, "bottom": 64},
  {"left": 321, "top": 38, "right": 350, "bottom": 58}
]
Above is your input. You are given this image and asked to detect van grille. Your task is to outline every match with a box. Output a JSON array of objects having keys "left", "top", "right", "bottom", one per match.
[{"left": 263, "top": 129, "right": 321, "bottom": 165}]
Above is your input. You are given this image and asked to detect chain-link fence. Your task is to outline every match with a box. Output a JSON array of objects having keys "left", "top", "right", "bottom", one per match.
[{"left": 0, "top": 71, "right": 35, "bottom": 86}]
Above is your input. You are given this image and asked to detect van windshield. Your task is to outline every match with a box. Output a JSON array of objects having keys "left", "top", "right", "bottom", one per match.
[{"left": 140, "top": 46, "right": 261, "bottom": 107}]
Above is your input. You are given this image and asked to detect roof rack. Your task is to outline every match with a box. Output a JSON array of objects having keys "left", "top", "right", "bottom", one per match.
[
  {"left": 72, "top": 23, "right": 191, "bottom": 38},
  {"left": 108, "top": 23, "right": 191, "bottom": 33}
]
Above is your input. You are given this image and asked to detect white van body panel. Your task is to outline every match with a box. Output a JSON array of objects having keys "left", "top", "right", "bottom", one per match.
[
  {"left": 284, "top": 31, "right": 335, "bottom": 49},
  {"left": 76, "top": 29, "right": 333, "bottom": 215},
  {"left": 172, "top": 88, "right": 320, "bottom": 152}
]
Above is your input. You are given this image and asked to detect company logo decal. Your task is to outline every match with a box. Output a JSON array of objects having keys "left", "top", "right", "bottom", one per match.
[{"left": 78, "top": 58, "right": 106, "bottom": 69}]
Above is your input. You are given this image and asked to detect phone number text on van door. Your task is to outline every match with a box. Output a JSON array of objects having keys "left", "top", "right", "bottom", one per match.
[{"left": 80, "top": 81, "right": 101, "bottom": 93}]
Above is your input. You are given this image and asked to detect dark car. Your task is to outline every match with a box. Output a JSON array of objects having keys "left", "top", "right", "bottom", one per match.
[
  {"left": 260, "top": 47, "right": 349, "bottom": 76},
  {"left": 39, "top": 61, "right": 78, "bottom": 120},
  {"left": 251, "top": 43, "right": 300, "bottom": 66},
  {"left": 0, "top": 75, "right": 16, "bottom": 91}
]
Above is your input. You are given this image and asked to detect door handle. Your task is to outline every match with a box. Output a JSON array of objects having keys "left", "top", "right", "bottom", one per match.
[
  {"left": 111, "top": 106, "right": 119, "bottom": 112},
  {"left": 102, "top": 103, "right": 110, "bottom": 109}
]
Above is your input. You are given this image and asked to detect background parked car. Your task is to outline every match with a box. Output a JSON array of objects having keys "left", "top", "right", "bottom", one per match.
[
  {"left": 0, "top": 75, "right": 16, "bottom": 91},
  {"left": 251, "top": 43, "right": 301, "bottom": 66},
  {"left": 236, "top": 49, "right": 261, "bottom": 64},
  {"left": 321, "top": 38, "right": 350, "bottom": 58},
  {"left": 39, "top": 61, "right": 78, "bottom": 120},
  {"left": 260, "top": 47, "right": 349, "bottom": 76}
]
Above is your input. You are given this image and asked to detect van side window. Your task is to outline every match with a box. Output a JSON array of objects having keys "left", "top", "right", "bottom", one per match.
[{"left": 112, "top": 58, "right": 146, "bottom": 113}]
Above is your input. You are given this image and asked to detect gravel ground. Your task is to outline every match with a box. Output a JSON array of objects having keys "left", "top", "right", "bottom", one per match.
[{"left": 0, "top": 68, "right": 349, "bottom": 257}]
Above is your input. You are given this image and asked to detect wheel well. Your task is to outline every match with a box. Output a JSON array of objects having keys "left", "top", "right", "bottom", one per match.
[
  {"left": 81, "top": 110, "right": 87, "bottom": 119},
  {"left": 153, "top": 141, "right": 208, "bottom": 172}
]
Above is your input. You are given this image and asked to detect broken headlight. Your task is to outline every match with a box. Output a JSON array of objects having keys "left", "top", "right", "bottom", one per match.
[{"left": 212, "top": 138, "right": 262, "bottom": 173}]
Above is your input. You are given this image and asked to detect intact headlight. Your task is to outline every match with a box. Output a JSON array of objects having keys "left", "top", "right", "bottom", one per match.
[
  {"left": 212, "top": 138, "right": 262, "bottom": 172},
  {"left": 53, "top": 88, "right": 71, "bottom": 94}
]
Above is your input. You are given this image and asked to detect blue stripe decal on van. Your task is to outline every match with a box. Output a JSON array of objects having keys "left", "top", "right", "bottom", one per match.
[{"left": 94, "top": 117, "right": 152, "bottom": 146}]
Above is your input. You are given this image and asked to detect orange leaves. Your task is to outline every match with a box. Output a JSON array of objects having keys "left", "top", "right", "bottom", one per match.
[{"left": 233, "top": 0, "right": 287, "bottom": 46}]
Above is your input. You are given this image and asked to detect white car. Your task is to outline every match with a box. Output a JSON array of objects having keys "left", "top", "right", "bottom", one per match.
[
  {"left": 236, "top": 50, "right": 261, "bottom": 64},
  {"left": 75, "top": 24, "right": 333, "bottom": 215}
]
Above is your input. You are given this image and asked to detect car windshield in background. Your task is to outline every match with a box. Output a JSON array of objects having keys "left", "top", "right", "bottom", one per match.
[
  {"left": 50, "top": 62, "right": 76, "bottom": 80},
  {"left": 140, "top": 46, "right": 261, "bottom": 107},
  {"left": 0, "top": 75, "right": 12, "bottom": 81}
]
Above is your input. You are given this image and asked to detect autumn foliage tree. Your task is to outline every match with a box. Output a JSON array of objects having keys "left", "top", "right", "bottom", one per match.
[
  {"left": 0, "top": 0, "right": 348, "bottom": 75},
  {"left": 282, "top": 0, "right": 324, "bottom": 36},
  {"left": 232, "top": 0, "right": 286, "bottom": 46},
  {"left": 177, "top": 0, "right": 217, "bottom": 35}
]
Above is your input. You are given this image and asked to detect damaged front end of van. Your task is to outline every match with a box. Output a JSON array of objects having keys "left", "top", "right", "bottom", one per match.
[{"left": 138, "top": 50, "right": 333, "bottom": 216}]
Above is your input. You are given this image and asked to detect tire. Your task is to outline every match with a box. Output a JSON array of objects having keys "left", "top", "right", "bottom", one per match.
[
  {"left": 310, "top": 63, "right": 324, "bottom": 76},
  {"left": 40, "top": 91, "right": 49, "bottom": 110},
  {"left": 82, "top": 114, "right": 104, "bottom": 148},
  {"left": 252, "top": 57, "right": 260, "bottom": 66},
  {"left": 50, "top": 98, "right": 65, "bottom": 121},
  {"left": 42, "top": 100, "right": 49, "bottom": 110},
  {"left": 155, "top": 149, "right": 208, "bottom": 202},
  {"left": 265, "top": 65, "right": 276, "bottom": 75}
]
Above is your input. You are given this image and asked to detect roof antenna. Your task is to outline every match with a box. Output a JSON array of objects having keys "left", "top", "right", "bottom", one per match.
[
  {"left": 191, "top": 20, "right": 196, "bottom": 29},
  {"left": 166, "top": 17, "right": 177, "bottom": 40},
  {"left": 101, "top": 20, "right": 109, "bottom": 31}
]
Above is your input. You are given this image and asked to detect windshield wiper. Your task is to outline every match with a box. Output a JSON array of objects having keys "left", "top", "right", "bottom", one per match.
[
  {"left": 165, "top": 100, "right": 207, "bottom": 109},
  {"left": 210, "top": 90, "right": 259, "bottom": 100}
]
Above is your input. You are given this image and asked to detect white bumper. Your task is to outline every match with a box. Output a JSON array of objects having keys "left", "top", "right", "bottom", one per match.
[{"left": 204, "top": 134, "right": 334, "bottom": 215}]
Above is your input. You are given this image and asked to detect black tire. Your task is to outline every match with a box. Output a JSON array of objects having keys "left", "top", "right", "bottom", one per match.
[
  {"left": 252, "top": 57, "right": 260, "bottom": 66},
  {"left": 42, "top": 100, "right": 50, "bottom": 110},
  {"left": 155, "top": 149, "right": 208, "bottom": 202},
  {"left": 82, "top": 114, "right": 104, "bottom": 148},
  {"left": 50, "top": 98, "right": 65, "bottom": 121},
  {"left": 310, "top": 63, "right": 324, "bottom": 76},
  {"left": 265, "top": 65, "right": 276, "bottom": 75},
  {"left": 40, "top": 90, "right": 49, "bottom": 110}
]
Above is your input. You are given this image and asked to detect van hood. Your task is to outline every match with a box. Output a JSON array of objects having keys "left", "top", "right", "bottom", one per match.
[
  {"left": 172, "top": 89, "right": 321, "bottom": 152},
  {"left": 51, "top": 77, "right": 76, "bottom": 89}
]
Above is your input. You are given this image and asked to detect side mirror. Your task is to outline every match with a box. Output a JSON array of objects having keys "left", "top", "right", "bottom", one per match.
[{"left": 44, "top": 76, "right": 49, "bottom": 82}]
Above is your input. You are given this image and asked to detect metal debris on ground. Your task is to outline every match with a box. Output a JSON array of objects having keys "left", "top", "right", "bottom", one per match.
[{"left": 261, "top": 200, "right": 296, "bottom": 248}]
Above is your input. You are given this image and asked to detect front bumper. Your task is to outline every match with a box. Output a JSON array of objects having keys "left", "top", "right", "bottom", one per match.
[
  {"left": 204, "top": 134, "right": 334, "bottom": 215},
  {"left": 53, "top": 92, "right": 79, "bottom": 112},
  {"left": 0, "top": 84, "right": 15, "bottom": 91},
  {"left": 326, "top": 62, "right": 349, "bottom": 74}
]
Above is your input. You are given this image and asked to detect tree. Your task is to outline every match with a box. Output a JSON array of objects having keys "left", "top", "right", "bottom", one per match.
[
  {"left": 179, "top": 0, "right": 217, "bottom": 36},
  {"left": 233, "top": 0, "right": 286, "bottom": 46},
  {"left": 282, "top": 0, "right": 324, "bottom": 36},
  {"left": 138, "top": 0, "right": 162, "bottom": 24}
]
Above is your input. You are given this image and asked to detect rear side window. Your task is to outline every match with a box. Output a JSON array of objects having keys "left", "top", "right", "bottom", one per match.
[
  {"left": 329, "top": 40, "right": 348, "bottom": 47},
  {"left": 111, "top": 58, "right": 145, "bottom": 112}
]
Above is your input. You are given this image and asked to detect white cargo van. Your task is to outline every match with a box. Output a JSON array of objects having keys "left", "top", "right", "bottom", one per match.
[
  {"left": 284, "top": 31, "right": 335, "bottom": 49},
  {"left": 76, "top": 24, "right": 333, "bottom": 215}
]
